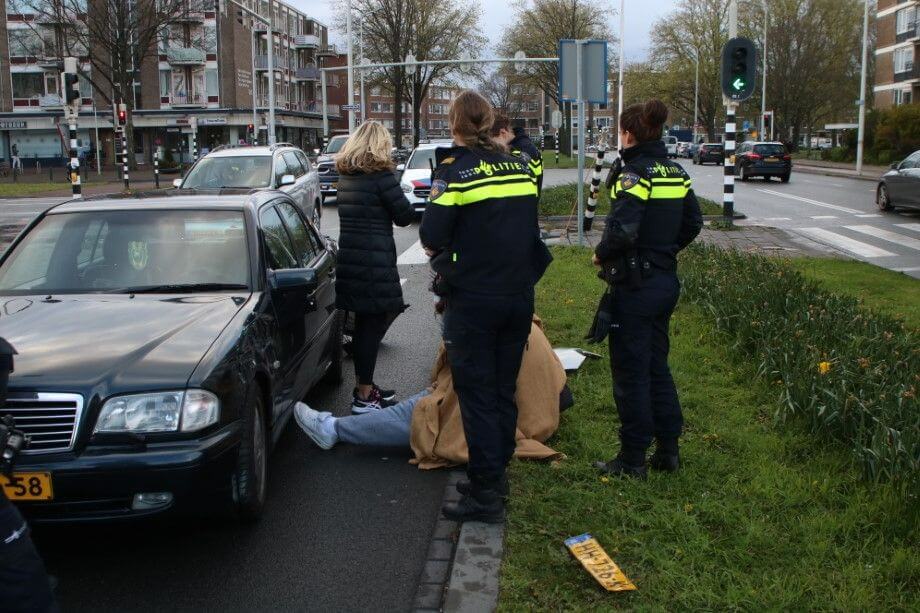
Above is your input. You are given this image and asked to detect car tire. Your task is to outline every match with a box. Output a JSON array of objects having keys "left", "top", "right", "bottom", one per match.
[
  {"left": 780, "top": 173, "right": 790, "bottom": 184},
  {"left": 877, "top": 184, "right": 893, "bottom": 211},
  {"left": 322, "top": 310, "right": 344, "bottom": 384},
  {"left": 739, "top": 165, "right": 749, "bottom": 181},
  {"left": 232, "top": 386, "right": 268, "bottom": 522}
]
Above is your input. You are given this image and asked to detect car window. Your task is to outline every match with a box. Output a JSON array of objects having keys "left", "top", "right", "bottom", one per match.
[
  {"left": 259, "top": 206, "right": 298, "bottom": 270},
  {"left": 408, "top": 148, "right": 436, "bottom": 170},
  {"left": 296, "top": 151, "right": 312, "bottom": 173},
  {"left": 325, "top": 136, "right": 348, "bottom": 154},
  {"left": 901, "top": 151, "right": 920, "bottom": 169},
  {"left": 181, "top": 156, "right": 272, "bottom": 189},
  {"left": 273, "top": 155, "right": 288, "bottom": 187},
  {"left": 275, "top": 201, "right": 316, "bottom": 266},
  {"left": 754, "top": 144, "right": 786, "bottom": 156},
  {"left": 283, "top": 151, "right": 304, "bottom": 177},
  {"left": 0, "top": 210, "right": 249, "bottom": 293}
]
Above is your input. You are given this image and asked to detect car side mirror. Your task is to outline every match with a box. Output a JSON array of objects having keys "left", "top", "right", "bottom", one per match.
[
  {"left": 891, "top": 162, "right": 900, "bottom": 170},
  {"left": 269, "top": 268, "right": 318, "bottom": 292},
  {"left": 172, "top": 178, "right": 182, "bottom": 188},
  {"left": 279, "top": 174, "right": 296, "bottom": 187},
  {"left": 396, "top": 164, "right": 405, "bottom": 172}
]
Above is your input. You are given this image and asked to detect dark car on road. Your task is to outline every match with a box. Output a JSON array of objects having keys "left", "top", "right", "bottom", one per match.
[
  {"left": 315, "top": 134, "right": 350, "bottom": 200},
  {"left": 0, "top": 191, "right": 342, "bottom": 522},
  {"left": 877, "top": 149, "right": 920, "bottom": 213},
  {"left": 735, "top": 141, "right": 792, "bottom": 182},
  {"left": 693, "top": 143, "right": 723, "bottom": 165}
]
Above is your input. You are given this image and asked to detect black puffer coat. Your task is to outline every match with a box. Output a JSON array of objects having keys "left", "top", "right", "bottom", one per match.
[{"left": 335, "top": 169, "right": 414, "bottom": 313}]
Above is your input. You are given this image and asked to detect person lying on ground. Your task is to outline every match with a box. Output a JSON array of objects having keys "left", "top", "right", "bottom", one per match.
[{"left": 294, "top": 317, "right": 572, "bottom": 469}]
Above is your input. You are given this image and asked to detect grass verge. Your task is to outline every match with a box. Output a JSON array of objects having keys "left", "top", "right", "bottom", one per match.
[
  {"left": 499, "top": 246, "right": 918, "bottom": 611},
  {"left": 540, "top": 183, "right": 722, "bottom": 217},
  {"left": 0, "top": 182, "right": 74, "bottom": 197}
]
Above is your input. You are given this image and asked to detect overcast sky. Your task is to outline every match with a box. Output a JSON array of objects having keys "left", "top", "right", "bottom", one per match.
[{"left": 289, "top": 0, "right": 678, "bottom": 63}]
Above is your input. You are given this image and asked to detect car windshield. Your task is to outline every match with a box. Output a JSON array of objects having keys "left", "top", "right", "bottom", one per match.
[
  {"left": 181, "top": 156, "right": 272, "bottom": 189},
  {"left": 407, "top": 149, "right": 437, "bottom": 170},
  {"left": 325, "top": 137, "right": 348, "bottom": 154},
  {"left": 754, "top": 144, "right": 786, "bottom": 156},
  {"left": 0, "top": 210, "right": 250, "bottom": 294}
]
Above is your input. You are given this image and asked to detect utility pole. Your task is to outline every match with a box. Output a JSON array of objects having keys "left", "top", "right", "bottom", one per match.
[
  {"left": 761, "top": 0, "right": 768, "bottom": 139},
  {"left": 359, "top": 17, "right": 366, "bottom": 124},
  {"left": 856, "top": 0, "right": 869, "bottom": 176},
  {"left": 617, "top": 0, "right": 625, "bottom": 151},
  {"left": 693, "top": 51, "right": 699, "bottom": 145},
  {"left": 346, "top": 0, "right": 355, "bottom": 132}
]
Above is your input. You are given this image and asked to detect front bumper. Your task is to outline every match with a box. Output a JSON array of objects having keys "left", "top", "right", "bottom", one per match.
[{"left": 12, "top": 422, "right": 242, "bottom": 523}]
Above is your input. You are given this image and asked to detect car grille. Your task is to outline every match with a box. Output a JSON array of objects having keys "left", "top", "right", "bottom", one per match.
[
  {"left": 2, "top": 393, "right": 84, "bottom": 454},
  {"left": 413, "top": 188, "right": 430, "bottom": 199},
  {"left": 318, "top": 163, "right": 335, "bottom": 175}
]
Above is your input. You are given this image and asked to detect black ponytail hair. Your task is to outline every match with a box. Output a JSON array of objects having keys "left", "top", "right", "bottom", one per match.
[{"left": 619, "top": 99, "right": 669, "bottom": 143}]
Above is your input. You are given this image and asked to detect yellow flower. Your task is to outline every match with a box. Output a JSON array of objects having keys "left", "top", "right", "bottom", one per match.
[{"left": 818, "top": 361, "right": 831, "bottom": 375}]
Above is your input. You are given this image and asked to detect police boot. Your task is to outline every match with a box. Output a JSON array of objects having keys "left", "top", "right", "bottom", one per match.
[
  {"left": 455, "top": 474, "right": 509, "bottom": 499},
  {"left": 442, "top": 476, "right": 505, "bottom": 524},
  {"left": 594, "top": 454, "right": 648, "bottom": 481},
  {"left": 648, "top": 440, "right": 680, "bottom": 472}
]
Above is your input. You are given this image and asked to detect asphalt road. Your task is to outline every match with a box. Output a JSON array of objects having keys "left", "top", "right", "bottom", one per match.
[{"left": 6, "top": 201, "right": 450, "bottom": 612}]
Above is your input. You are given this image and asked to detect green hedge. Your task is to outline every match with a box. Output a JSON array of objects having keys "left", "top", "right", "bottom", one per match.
[{"left": 680, "top": 244, "right": 919, "bottom": 496}]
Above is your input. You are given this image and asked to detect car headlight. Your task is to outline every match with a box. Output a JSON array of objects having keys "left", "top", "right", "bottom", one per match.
[
  {"left": 95, "top": 390, "right": 220, "bottom": 434},
  {"left": 401, "top": 182, "right": 412, "bottom": 193}
]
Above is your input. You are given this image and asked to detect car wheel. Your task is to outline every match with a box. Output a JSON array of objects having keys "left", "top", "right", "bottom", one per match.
[
  {"left": 780, "top": 173, "right": 790, "bottom": 184},
  {"left": 323, "top": 310, "right": 344, "bottom": 384},
  {"left": 232, "top": 386, "right": 268, "bottom": 522},
  {"left": 739, "top": 165, "right": 749, "bottom": 181},
  {"left": 877, "top": 184, "right": 893, "bottom": 211}
]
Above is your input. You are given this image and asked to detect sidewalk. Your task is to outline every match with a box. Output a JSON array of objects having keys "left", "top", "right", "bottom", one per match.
[
  {"left": 0, "top": 165, "right": 175, "bottom": 198},
  {"left": 793, "top": 158, "right": 887, "bottom": 182}
]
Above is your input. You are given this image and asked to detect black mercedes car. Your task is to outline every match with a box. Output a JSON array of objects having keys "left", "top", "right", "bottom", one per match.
[
  {"left": 877, "top": 149, "right": 920, "bottom": 212},
  {"left": 0, "top": 191, "right": 342, "bottom": 522}
]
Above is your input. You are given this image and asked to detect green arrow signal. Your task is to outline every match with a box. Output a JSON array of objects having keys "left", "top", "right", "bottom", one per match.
[{"left": 732, "top": 78, "right": 745, "bottom": 91}]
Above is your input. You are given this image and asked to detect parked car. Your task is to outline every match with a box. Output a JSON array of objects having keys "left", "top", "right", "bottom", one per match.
[
  {"left": 0, "top": 191, "right": 342, "bottom": 522},
  {"left": 735, "top": 141, "right": 792, "bottom": 182},
  {"left": 664, "top": 135, "right": 679, "bottom": 158},
  {"left": 676, "top": 142, "right": 691, "bottom": 157},
  {"left": 315, "top": 134, "right": 350, "bottom": 201},
  {"left": 693, "top": 143, "right": 723, "bottom": 165},
  {"left": 176, "top": 144, "right": 323, "bottom": 228},
  {"left": 877, "top": 149, "right": 920, "bottom": 212},
  {"left": 397, "top": 140, "right": 453, "bottom": 214}
]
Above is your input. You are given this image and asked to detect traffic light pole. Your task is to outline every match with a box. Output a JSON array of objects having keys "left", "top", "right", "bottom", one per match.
[
  {"left": 62, "top": 57, "right": 81, "bottom": 199},
  {"left": 154, "top": 149, "right": 160, "bottom": 189},
  {"left": 121, "top": 128, "right": 129, "bottom": 191},
  {"left": 723, "top": 0, "right": 739, "bottom": 225},
  {"left": 67, "top": 113, "right": 81, "bottom": 199}
]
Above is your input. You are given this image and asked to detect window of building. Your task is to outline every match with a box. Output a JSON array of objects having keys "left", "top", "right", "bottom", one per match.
[
  {"left": 894, "top": 46, "right": 915, "bottom": 74},
  {"left": 11, "top": 73, "right": 44, "bottom": 98},
  {"left": 429, "top": 119, "right": 447, "bottom": 130},
  {"left": 895, "top": 6, "right": 918, "bottom": 35},
  {"left": 160, "top": 70, "right": 171, "bottom": 98},
  {"left": 429, "top": 103, "right": 446, "bottom": 115},
  {"left": 893, "top": 88, "right": 913, "bottom": 106},
  {"left": 371, "top": 86, "right": 382, "bottom": 96},
  {"left": 206, "top": 68, "right": 219, "bottom": 97},
  {"left": 8, "top": 29, "right": 42, "bottom": 57}
]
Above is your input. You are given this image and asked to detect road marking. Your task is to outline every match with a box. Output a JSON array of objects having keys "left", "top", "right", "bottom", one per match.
[
  {"left": 844, "top": 225, "right": 920, "bottom": 251},
  {"left": 897, "top": 223, "right": 920, "bottom": 233},
  {"left": 757, "top": 188, "right": 864, "bottom": 214},
  {"left": 811, "top": 215, "right": 837, "bottom": 220},
  {"left": 894, "top": 266, "right": 920, "bottom": 273},
  {"left": 765, "top": 217, "right": 791, "bottom": 221},
  {"left": 797, "top": 227, "right": 895, "bottom": 258},
  {"left": 856, "top": 214, "right": 881, "bottom": 218},
  {"left": 400, "top": 278, "right": 407, "bottom": 286},
  {"left": 396, "top": 240, "right": 429, "bottom": 265}
]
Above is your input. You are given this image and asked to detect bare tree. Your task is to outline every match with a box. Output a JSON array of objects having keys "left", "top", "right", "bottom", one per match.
[
  {"left": 335, "top": 0, "right": 485, "bottom": 146},
  {"left": 499, "top": 0, "right": 614, "bottom": 154},
  {"left": 478, "top": 67, "right": 530, "bottom": 118},
  {"left": 11, "top": 0, "right": 208, "bottom": 165}
]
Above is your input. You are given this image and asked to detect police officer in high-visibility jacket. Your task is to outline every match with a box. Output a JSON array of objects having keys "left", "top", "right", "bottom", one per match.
[
  {"left": 593, "top": 99, "right": 703, "bottom": 480},
  {"left": 490, "top": 114, "right": 544, "bottom": 194},
  {"left": 420, "top": 90, "right": 547, "bottom": 523}
]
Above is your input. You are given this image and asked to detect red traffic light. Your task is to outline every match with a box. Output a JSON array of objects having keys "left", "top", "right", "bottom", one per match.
[
  {"left": 247, "top": 123, "right": 254, "bottom": 132},
  {"left": 118, "top": 110, "right": 127, "bottom": 124}
]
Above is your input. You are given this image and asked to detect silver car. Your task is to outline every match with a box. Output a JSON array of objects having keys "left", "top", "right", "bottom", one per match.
[{"left": 176, "top": 143, "right": 323, "bottom": 227}]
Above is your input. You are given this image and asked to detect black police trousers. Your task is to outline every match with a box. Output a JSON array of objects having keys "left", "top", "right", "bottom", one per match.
[
  {"left": 0, "top": 494, "right": 57, "bottom": 613},
  {"left": 609, "top": 271, "right": 683, "bottom": 464},
  {"left": 443, "top": 288, "right": 534, "bottom": 481}
]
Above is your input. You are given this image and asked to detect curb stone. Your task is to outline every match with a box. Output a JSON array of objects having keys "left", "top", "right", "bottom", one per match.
[
  {"left": 412, "top": 469, "right": 463, "bottom": 612},
  {"left": 442, "top": 521, "right": 504, "bottom": 612},
  {"left": 793, "top": 164, "right": 879, "bottom": 183}
]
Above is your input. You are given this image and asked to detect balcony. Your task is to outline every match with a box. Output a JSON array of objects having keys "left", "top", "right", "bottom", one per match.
[
  {"left": 294, "top": 65, "right": 321, "bottom": 81},
  {"left": 316, "top": 44, "right": 338, "bottom": 57},
  {"left": 166, "top": 47, "right": 207, "bottom": 65},
  {"left": 895, "top": 21, "right": 920, "bottom": 44},
  {"left": 37, "top": 57, "right": 62, "bottom": 69},
  {"left": 293, "top": 34, "right": 320, "bottom": 49},
  {"left": 38, "top": 94, "right": 64, "bottom": 108},
  {"left": 255, "top": 55, "right": 289, "bottom": 70},
  {"left": 170, "top": 93, "right": 206, "bottom": 107},
  {"left": 894, "top": 60, "right": 919, "bottom": 83}
]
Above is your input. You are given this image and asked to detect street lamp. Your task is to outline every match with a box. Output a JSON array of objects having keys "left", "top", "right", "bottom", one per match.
[
  {"left": 760, "top": 0, "right": 768, "bottom": 140},
  {"left": 856, "top": 0, "right": 870, "bottom": 175},
  {"left": 693, "top": 49, "right": 699, "bottom": 145}
]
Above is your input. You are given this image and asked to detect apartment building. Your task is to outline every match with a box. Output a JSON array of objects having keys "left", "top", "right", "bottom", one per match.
[
  {"left": 0, "top": 0, "right": 342, "bottom": 166},
  {"left": 874, "top": 0, "right": 919, "bottom": 108}
]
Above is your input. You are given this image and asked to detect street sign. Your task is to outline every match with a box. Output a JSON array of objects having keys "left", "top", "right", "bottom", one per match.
[
  {"left": 551, "top": 110, "right": 562, "bottom": 129},
  {"left": 405, "top": 53, "right": 417, "bottom": 76},
  {"left": 558, "top": 40, "right": 608, "bottom": 104},
  {"left": 342, "top": 104, "right": 360, "bottom": 110},
  {"left": 514, "top": 50, "right": 527, "bottom": 73},
  {"left": 743, "top": 120, "right": 750, "bottom": 131}
]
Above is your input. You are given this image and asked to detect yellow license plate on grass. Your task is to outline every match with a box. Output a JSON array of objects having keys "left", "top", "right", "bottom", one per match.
[
  {"left": 565, "top": 533, "right": 636, "bottom": 592},
  {"left": 1, "top": 472, "right": 53, "bottom": 501}
]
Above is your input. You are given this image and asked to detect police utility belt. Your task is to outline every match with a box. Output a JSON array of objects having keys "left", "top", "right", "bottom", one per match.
[{"left": 597, "top": 251, "right": 674, "bottom": 288}]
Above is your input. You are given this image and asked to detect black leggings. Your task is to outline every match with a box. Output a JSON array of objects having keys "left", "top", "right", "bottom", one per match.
[{"left": 353, "top": 311, "right": 390, "bottom": 386}]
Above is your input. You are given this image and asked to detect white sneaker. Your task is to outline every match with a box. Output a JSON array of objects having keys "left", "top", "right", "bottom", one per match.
[{"left": 293, "top": 403, "right": 338, "bottom": 450}]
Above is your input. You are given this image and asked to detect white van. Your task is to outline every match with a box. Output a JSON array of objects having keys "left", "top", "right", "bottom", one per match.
[{"left": 664, "top": 136, "right": 679, "bottom": 158}]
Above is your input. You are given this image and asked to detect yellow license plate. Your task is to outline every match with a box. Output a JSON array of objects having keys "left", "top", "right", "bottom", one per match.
[
  {"left": 0, "top": 472, "right": 54, "bottom": 501},
  {"left": 565, "top": 533, "right": 637, "bottom": 592},
  {"left": 766, "top": 157, "right": 779, "bottom": 162}
]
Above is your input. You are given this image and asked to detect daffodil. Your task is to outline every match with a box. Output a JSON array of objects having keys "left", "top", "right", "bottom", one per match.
[{"left": 818, "top": 361, "right": 831, "bottom": 375}]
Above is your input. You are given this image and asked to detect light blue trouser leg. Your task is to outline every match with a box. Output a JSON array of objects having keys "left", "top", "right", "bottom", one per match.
[{"left": 334, "top": 390, "right": 429, "bottom": 447}]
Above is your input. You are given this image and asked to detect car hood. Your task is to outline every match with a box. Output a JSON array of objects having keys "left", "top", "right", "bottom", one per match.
[
  {"left": 0, "top": 293, "right": 249, "bottom": 394},
  {"left": 316, "top": 154, "right": 336, "bottom": 165},
  {"left": 401, "top": 169, "right": 431, "bottom": 186}
]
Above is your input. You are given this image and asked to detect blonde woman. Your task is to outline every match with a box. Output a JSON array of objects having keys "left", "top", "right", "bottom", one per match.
[{"left": 335, "top": 121, "right": 413, "bottom": 413}]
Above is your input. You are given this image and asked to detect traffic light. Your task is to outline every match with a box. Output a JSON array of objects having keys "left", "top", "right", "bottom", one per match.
[
  {"left": 763, "top": 113, "right": 772, "bottom": 131},
  {"left": 117, "top": 103, "right": 127, "bottom": 126},
  {"left": 62, "top": 73, "right": 80, "bottom": 104},
  {"left": 721, "top": 37, "right": 757, "bottom": 102}
]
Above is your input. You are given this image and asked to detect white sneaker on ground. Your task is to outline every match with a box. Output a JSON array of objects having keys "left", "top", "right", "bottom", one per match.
[{"left": 293, "top": 402, "right": 338, "bottom": 450}]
